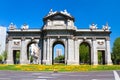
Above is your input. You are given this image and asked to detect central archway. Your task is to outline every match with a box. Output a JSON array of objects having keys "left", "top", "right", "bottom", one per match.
[
  {"left": 52, "top": 41, "right": 65, "bottom": 65},
  {"left": 79, "top": 42, "right": 91, "bottom": 64}
]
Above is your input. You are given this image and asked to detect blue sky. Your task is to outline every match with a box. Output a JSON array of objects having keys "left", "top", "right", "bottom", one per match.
[{"left": 0, "top": 0, "right": 120, "bottom": 52}]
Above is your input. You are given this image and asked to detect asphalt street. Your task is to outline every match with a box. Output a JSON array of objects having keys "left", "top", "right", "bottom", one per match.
[{"left": 0, "top": 70, "right": 119, "bottom": 80}]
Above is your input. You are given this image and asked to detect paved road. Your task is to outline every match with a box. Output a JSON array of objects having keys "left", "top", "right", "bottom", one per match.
[{"left": 0, "top": 70, "right": 119, "bottom": 80}]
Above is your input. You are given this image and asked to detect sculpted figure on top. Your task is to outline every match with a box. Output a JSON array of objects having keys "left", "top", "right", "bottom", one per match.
[
  {"left": 89, "top": 23, "right": 97, "bottom": 30},
  {"left": 102, "top": 23, "right": 110, "bottom": 31}
]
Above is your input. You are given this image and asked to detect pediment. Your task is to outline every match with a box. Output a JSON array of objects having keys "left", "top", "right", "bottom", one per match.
[{"left": 43, "top": 12, "right": 74, "bottom": 21}]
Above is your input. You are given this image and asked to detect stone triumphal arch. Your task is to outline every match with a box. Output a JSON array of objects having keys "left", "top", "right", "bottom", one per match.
[{"left": 6, "top": 10, "right": 112, "bottom": 65}]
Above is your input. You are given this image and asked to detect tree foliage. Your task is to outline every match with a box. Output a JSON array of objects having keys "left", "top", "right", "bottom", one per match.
[
  {"left": 14, "top": 51, "right": 20, "bottom": 64},
  {"left": 112, "top": 37, "right": 120, "bottom": 64},
  {"left": 0, "top": 55, "right": 2, "bottom": 62},
  {"left": 98, "top": 51, "right": 103, "bottom": 64},
  {"left": 2, "top": 51, "right": 7, "bottom": 61},
  {"left": 54, "top": 55, "right": 64, "bottom": 63},
  {"left": 79, "top": 43, "right": 90, "bottom": 64},
  {"left": 0, "top": 51, "right": 7, "bottom": 64}
]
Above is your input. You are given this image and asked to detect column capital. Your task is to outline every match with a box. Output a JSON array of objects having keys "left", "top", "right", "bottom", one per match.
[
  {"left": 57, "top": 35, "right": 60, "bottom": 39},
  {"left": 21, "top": 37, "right": 26, "bottom": 41},
  {"left": 8, "top": 37, "right": 12, "bottom": 41},
  {"left": 43, "top": 36, "right": 47, "bottom": 39},
  {"left": 67, "top": 35, "right": 73, "bottom": 39},
  {"left": 92, "top": 37, "right": 96, "bottom": 41},
  {"left": 105, "top": 37, "right": 110, "bottom": 41},
  {"left": 31, "top": 37, "right": 34, "bottom": 40},
  {"left": 44, "top": 36, "right": 50, "bottom": 39},
  {"left": 83, "top": 37, "right": 87, "bottom": 41},
  {"left": 74, "top": 37, "right": 78, "bottom": 41}
]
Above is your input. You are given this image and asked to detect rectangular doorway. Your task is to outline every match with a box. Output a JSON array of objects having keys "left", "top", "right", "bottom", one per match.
[
  {"left": 13, "top": 50, "right": 20, "bottom": 64},
  {"left": 98, "top": 50, "right": 105, "bottom": 65}
]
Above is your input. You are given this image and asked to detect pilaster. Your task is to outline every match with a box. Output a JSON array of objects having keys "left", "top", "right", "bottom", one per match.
[
  {"left": 105, "top": 37, "right": 112, "bottom": 65},
  {"left": 91, "top": 37, "right": 98, "bottom": 65},
  {"left": 6, "top": 37, "right": 13, "bottom": 64},
  {"left": 42, "top": 38, "right": 47, "bottom": 64},
  {"left": 65, "top": 39, "right": 68, "bottom": 64},
  {"left": 74, "top": 37, "right": 79, "bottom": 65},
  {"left": 67, "top": 37, "right": 75, "bottom": 65},
  {"left": 20, "top": 37, "right": 28, "bottom": 64},
  {"left": 46, "top": 37, "right": 51, "bottom": 65},
  {"left": 49, "top": 38, "right": 53, "bottom": 65}
]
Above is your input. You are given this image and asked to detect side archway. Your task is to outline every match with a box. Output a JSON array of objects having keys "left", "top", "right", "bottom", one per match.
[{"left": 79, "top": 42, "right": 91, "bottom": 64}]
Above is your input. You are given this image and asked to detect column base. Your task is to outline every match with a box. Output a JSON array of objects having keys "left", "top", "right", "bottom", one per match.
[
  {"left": 42, "top": 60, "right": 46, "bottom": 64},
  {"left": 106, "top": 60, "right": 113, "bottom": 65},
  {"left": 38, "top": 60, "right": 41, "bottom": 64},
  {"left": 6, "top": 60, "right": 13, "bottom": 64},
  {"left": 42, "top": 60, "right": 52, "bottom": 65},
  {"left": 20, "top": 60, "right": 29, "bottom": 65},
  {"left": 67, "top": 60, "right": 79, "bottom": 65},
  {"left": 91, "top": 61, "right": 98, "bottom": 65}
]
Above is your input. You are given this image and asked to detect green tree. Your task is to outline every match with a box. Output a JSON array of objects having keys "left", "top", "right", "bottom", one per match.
[
  {"left": 15, "top": 51, "right": 20, "bottom": 64},
  {"left": 98, "top": 51, "right": 102, "bottom": 64},
  {"left": 54, "top": 55, "right": 64, "bottom": 63},
  {"left": 0, "top": 51, "right": 7, "bottom": 63},
  {"left": 0, "top": 55, "right": 3, "bottom": 63},
  {"left": 2, "top": 51, "right": 7, "bottom": 61},
  {"left": 79, "top": 43, "right": 90, "bottom": 64},
  {"left": 112, "top": 37, "right": 120, "bottom": 64}
]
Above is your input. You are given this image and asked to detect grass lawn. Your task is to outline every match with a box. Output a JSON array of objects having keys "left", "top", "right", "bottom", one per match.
[{"left": 0, "top": 64, "right": 120, "bottom": 72}]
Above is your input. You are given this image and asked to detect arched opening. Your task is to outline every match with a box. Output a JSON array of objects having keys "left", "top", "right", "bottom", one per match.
[
  {"left": 27, "top": 42, "right": 40, "bottom": 64},
  {"left": 52, "top": 41, "right": 65, "bottom": 65},
  {"left": 98, "top": 50, "right": 105, "bottom": 65},
  {"left": 79, "top": 42, "right": 91, "bottom": 64}
]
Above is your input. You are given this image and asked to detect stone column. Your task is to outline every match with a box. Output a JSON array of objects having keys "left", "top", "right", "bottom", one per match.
[
  {"left": 6, "top": 37, "right": 13, "bottom": 64},
  {"left": 43, "top": 38, "right": 47, "bottom": 64},
  {"left": 91, "top": 37, "right": 98, "bottom": 65},
  {"left": 38, "top": 49, "right": 41, "bottom": 64},
  {"left": 20, "top": 37, "right": 28, "bottom": 64},
  {"left": 46, "top": 37, "right": 51, "bottom": 65},
  {"left": 49, "top": 38, "right": 52, "bottom": 65},
  {"left": 74, "top": 38, "right": 79, "bottom": 65},
  {"left": 38, "top": 39, "right": 41, "bottom": 64},
  {"left": 105, "top": 37, "right": 112, "bottom": 65},
  {"left": 67, "top": 37, "right": 74, "bottom": 65},
  {"left": 65, "top": 39, "right": 68, "bottom": 64}
]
